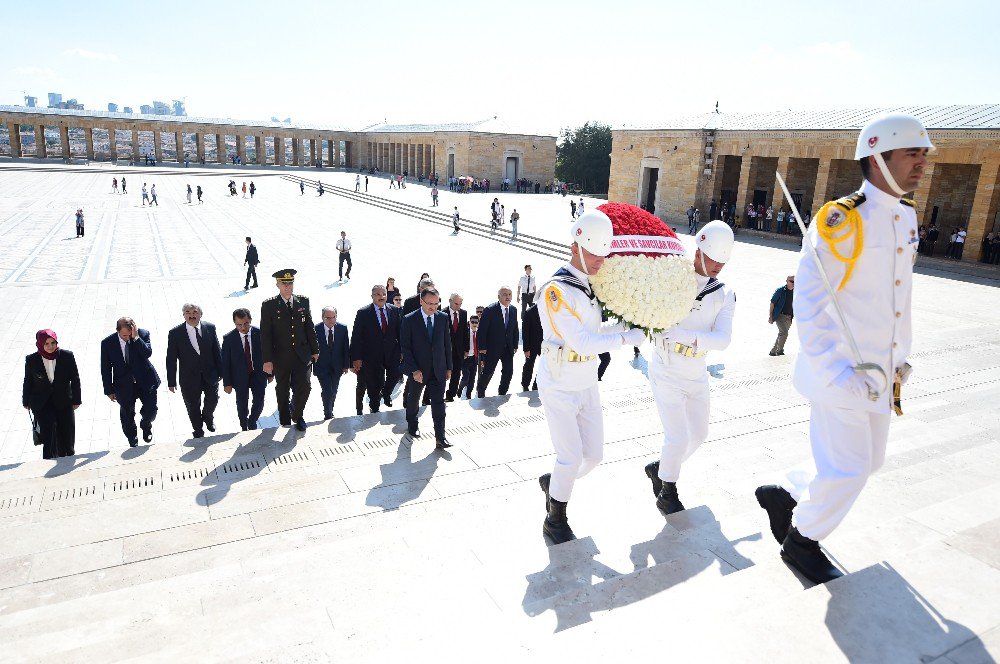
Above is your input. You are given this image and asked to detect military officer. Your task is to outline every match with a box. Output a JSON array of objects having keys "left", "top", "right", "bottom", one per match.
[
  {"left": 643, "top": 220, "right": 735, "bottom": 516},
  {"left": 755, "top": 113, "right": 931, "bottom": 584},
  {"left": 536, "top": 211, "right": 646, "bottom": 545},
  {"left": 260, "top": 269, "right": 320, "bottom": 431}
]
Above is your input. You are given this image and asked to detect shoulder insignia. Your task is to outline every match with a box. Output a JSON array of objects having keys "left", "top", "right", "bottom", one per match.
[
  {"left": 833, "top": 191, "right": 867, "bottom": 212},
  {"left": 900, "top": 198, "right": 916, "bottom": 208},
  {"left": 264, "top": 295, "right": 278, "bottom": 302},
  {"left": 824, "top": 206, "right": 847, "bottom": 229}
]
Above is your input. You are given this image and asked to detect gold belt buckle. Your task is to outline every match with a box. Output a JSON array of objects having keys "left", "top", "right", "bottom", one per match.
[
  {"left": 565, "top": 350, "right": 595, "bottom": 363},
  {"left": 671, "top": 342, "right": 701, "bottom": 358}
]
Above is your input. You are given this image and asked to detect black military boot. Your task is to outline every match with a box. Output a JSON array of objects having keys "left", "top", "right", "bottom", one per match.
[
  {"left": 543, "top": 498, "right": 576, "bottom": 545},
  {"left": 755, "top": 484, "right": 797, "bottom": 544},
  {"left": 538, "top": 473, "right": 551, "bottom": 512},
  {"left": 644, "top": 461, "right": 662, "bottom": 497},
  {"left": 781, "top": 527, "right": 844, "bottom": 584},
  {"left": 656, "top": 482, "right": 685, "bottom": 515}
]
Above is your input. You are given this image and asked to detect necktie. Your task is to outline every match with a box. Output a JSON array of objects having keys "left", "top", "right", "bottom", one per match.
[
  {"left": 286, "top": 299, "right": 292, "bottom": 314},
  {"left": 503, "top": 306, "right": 508, "bottom": 328},
  {"left": 473, "top": 331, "right": 477, "bottom": 357},
  {"left": 243, "top": 334, "right": 253, "bottom": 373},
  {"left": 123, "top": 341, "right": 130, "bottom": 365},
  {"left": 195, "top": 327, "right": 202, "bottom": 354},
  {"left": 452, "top": 311, "right": 459, "bottom": 333},
  {"left": 379, "top": 308, "right": 388, "bottom": 333},
  {"left": 426, "top": 315, "right": 433, "bottom": 341},
  {"left": 328, "top": 328, "right": 333, "bottom": 349}
]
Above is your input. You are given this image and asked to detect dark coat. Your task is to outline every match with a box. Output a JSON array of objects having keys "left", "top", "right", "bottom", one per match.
[
  {"left": 444, "top": 307, "right": 469, "bottom": 359},
  {"left": 350, "top": 303, "right": 402, "bottom": 367},
  {"left": 315, "top": 322, "right": 350, "bottom": 375},
  {"left": 522, "top": 304, "right": 543, "bottom": 355},
  {"left": 100, "top": 330, "right": 161, "bottom": 395},
  {"left": 477, "top": 301, "right": 519, "bottom": 357},
  {"left": 245, "top": 244, "right": 259, "bottom": 266},
  {"left": 220, "top": 326, "right": 268, "bottom": 390},
  {"left": 23, "top": 349, "right": 82, "bottom": 411},
  {"left": 260, "top": 294, "right": 320, "bottom": 366},
  {"left": 401, "top": 310, "right": 452, "bottom": 382},
  {"left": 166, "top": 322, "right": 223, "bottom": 389}
]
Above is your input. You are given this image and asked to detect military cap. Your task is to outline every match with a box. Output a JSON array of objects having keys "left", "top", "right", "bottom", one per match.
[{"left": 273, "top": 269, "right": 297, "bottom": 282}]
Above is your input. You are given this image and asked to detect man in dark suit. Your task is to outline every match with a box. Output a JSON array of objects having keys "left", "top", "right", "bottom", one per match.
[
  {"left": 443, "top": 292, "right": 469, "bottom": 402},
  {"left": 244, "top": 237, "right": 260, "bottom": 291},
  {"left": 166, "top": 304, "right": 223, "bottom": 438},
  {"left": 260, "top": 269, "right": 320, "bottom": 431},
  {"left": 400, "top": 288, "right": 452, "bottom": 449},
  {"left": 100, "top": 317, "right": 160, "bottom": 447},
  {"left": 458, "top": 315, "right": 480, "bottom": 399},
  {"left": 402, "top": 277, "right": 435, "bottom": 316},
  {"left": 521, "top": 302, "right": 543, "bottom": 392},
  {"left": 315, "top": 306, "right": 350, "bottom": 419},
  {"left": 350, "top": 284, "right": 402, "bottom": 413},
  {"left": 476, "top": 286, "right": 519, "bottom": 398},
  {"left": 221, "top": 308, "right": 272, "bottom": 430}
]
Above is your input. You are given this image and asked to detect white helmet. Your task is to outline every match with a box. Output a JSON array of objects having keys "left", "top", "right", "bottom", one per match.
[
  {"left": 570, "top": 210, "right": 614, "bottom": 257},
  {"left": 695, "top": 220, "right": 734, "bottom": 263},
  {"left": 855, "top": 113, "right": 934, "bottom": 159}
]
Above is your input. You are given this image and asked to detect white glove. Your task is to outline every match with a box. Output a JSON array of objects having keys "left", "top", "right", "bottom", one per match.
[
  {"left": 834, "top": 368, "right": 878, "bottom": 401},
  {"left": 897, "top": 363, "right": 913, "bottom": 385},
  {"left": 621, "top": 328, "right": 646, "bottom": 347},
  {"left": 669, "top": 327, "right": 697, "bottom": 346},
  {"left": 602, "top": 321, "right": 627, "bottom": 335}
]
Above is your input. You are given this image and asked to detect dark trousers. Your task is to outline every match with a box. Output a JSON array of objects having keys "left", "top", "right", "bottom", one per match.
[
  {"left": 362, "top": 362, "right": 401, "bottom": 413},
  {"left": 521, "top": 352, "right": 538, "bottom": 391},
  {"left": 520, "top": 292, "right": 534, "bottom": 316},
  {"left": 274, "top": 359, "right": 312, "bottom": 423},
  {"left": 404, "top": 374, "right": 446, "bottom": 440},
  {"left": 34, "top": 401, "right": 75, "bottom": 459},
  {"left": 339, "top": 252, "right": 352, "bottom": 278},
  {"left": 458, "top": 356, "right": 478, "bottom": 398},
  {"left": 355, "top": 371, "right": 366, "bottom": 415},
  {"left": 234, "top": 378, "right": 266, "bottom": 429},
  {"left": 180, "top": 378, "right": 220, "bottom": 435},
  {"left": 76, "top": 223, "right": 84, "bottom": 237},
  {"left": 446, "top": 351, "right": 463, "bottom": 398},
  {"left": 597, "top": 352, "right": 611, "bottom": 381},
  {"left": 315, "top": 366, "right": 343, "bottom": 418},
  {"left": 477, "top": 350, "right": 513, "bottom": 397},
  {"left": 245, "top": 264, "right": 258, "bottom": 288},
  {"left": 118, "top": 385, "right": 158, "bottom": 442}
]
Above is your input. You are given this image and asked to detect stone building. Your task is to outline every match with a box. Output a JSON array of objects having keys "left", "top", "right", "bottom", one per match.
[
  {"left": 0, "top": 107, "right": 556, "bottom": 185},
  {"left": 609, "top": 105, "right": 1000, "bottom": 263}
]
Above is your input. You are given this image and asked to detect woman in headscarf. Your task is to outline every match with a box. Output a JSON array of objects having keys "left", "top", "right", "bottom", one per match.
[{"left": 22, "top": 330, "right": 81, "bottom": 459}]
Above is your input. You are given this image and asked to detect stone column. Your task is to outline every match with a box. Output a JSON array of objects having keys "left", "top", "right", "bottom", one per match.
[
  {"left": 154, "top": 131, "right": 163, "bottom": 163},
  {"left": 962, "top": 160, "right": 1000, "bottom": 262},
  {"left": 9, "top": 122, "right": 22, "bottom": 157},
  {"left": 812, "top": 159, "right": 834, "bottom": 214},
  {"left": 771, "top": 156, "right": 790, "bottom": 212},
  {"left": 236, "top": 135, "right": 246, "bottom": 164},
  {"left": 59, "top": 125, "right": 70, "bottom": 158},
  {"left": 36, "top": 124, "right": 47, "bottom": 158},
  {"left": 292, "top": 137, "right": 301, "bottom": 166},
  {"left": 735, "top": 155, "right": 754, "bottom": 220},
  {"left": 217, "top": 133, "right": 226, "bottom": 163},
  {"left": 84, "top": 127, "right": 95, "bottom": 160},
  {"left": 255, "top": 135, "right": 264, "bottom": 164},
  {"left": 131, "top": 130, "right": 140, "bottom": 163},
  {"left": 334, "top": 140, "right": 341, "bottom": 168},
  {"left": 345, "top": 141, "right": 352, "bottom": 168},
  {"left": 911, "top": 161, "right": 936, "bottom": 225},
  {"left": 196, "top": 133, "right": 205, "bottom": 163},
  {"left": 108, "top": 128, "right": 118, "bottom": 161},
  {"left": 276, "top": 137, "right": 285, "bottom": 166},
  {"left": 176, "top": 131, "right": 185, "bottom": 163}
]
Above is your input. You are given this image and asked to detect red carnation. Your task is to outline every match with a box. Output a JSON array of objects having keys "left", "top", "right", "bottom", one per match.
[{"left": 597, "top": 202, "right": 682, "bottom": 258}]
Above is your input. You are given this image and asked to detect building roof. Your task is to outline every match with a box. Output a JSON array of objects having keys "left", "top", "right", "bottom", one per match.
[
  {"left": 631, "top": 105, "right": 1000, "bottom": 131},
  {"left": 362, "top": 116, "right": 555, "bottom": 137}
]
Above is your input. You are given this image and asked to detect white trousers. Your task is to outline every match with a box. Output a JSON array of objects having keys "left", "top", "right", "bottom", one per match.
[
  {"left": 540, "top": 385, "right": 604, "bottom": 503},
  {"left": 787, "top": 402, "right": 891, "bottom": 541},
  {"left": 649, "top": 354, "right": 710, "bottom": 483}
]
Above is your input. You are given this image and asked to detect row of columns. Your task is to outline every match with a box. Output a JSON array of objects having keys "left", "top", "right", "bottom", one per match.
[
  {"left": 365, "top": 141, "right": 436, "bottom": 177},
  {"left": 2, "top": 121, "right": 353, "bottom": 168}
]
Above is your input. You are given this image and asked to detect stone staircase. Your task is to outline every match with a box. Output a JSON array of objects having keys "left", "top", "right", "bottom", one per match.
[{"left": 0, "top": 359, "right": 998, "bottom": 662}]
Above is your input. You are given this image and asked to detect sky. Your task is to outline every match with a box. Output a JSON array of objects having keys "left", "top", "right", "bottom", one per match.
[{"left": 1, "top": 0, "right": 997, "bottom": 136}]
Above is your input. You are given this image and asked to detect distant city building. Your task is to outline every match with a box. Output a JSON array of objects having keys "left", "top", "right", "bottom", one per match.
[
  {"left": 47, "top": 93, "right": 62, "bottom": 108},
  {"left": 63, "top": 98, "right": 84, "bottom": 110},
  {"left": 152, "top": 101, "right": 170, "bottom": 115},
  {"left": 123, "top": 106, "right": 133, "bottom": 114},
  {"left": 108, "top": 103, "right": 119, "bottom": 113},
  {"left": 172, "top": 100, "right": 186, "bottom": 116},
  {"left": 24, "top": 96, "right": 37, "bottom": 108},
  {"left": 139, "top": 104, "right": 153, "bottom": 115},
  {"left": 270, "top": 116, "right": 280, "bottom": 123}
]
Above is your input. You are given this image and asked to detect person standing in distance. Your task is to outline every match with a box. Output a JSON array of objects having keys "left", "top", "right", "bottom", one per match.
[
  {"left": 244, "top": 237, "right": 259, "bottom": 290},
  {"left": 336, "top": 231, "right": 352, "bottom": 282},
  {"left": 537, "top": 211, "right": 646, "bottom": 544},
  {"left": 100, "top": 317, "right": 160, "bottom": 447},
  {"left": 221, "top": 308, "right": 272, "bottom": 430},
  {"left": 400, "top": 287, "right": 452, "bottom": 449},
  {"left": 517, "top": 264, "right": 536, "bottom": 316},
  {"left": 166, "top": 304, "right": 223, "bottom": 439},
  {"left": 768, "top": 276, "right": 794, "bottom": 356},
  {"left": 260, "top": 269, "right": 319, "bottom": 431},
  {"left": 755, "top": 114, "right": 931, "bottom": 584},
  {"left": 452, "top": 206, "right": 461, "bottom": 234}
]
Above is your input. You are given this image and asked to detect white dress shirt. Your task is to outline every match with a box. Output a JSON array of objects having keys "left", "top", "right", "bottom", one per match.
[
  {"left": 336, "top": 238, "right": 352, "bottom": 252},
  {"left": 518, "top": 274, "right": 536, "bottom": 296},
  {"left": 42, "top": 356, "right": 56, "bottom": 383},
  {"left": 119, "top": 336, "right": 129, "bottom": 362},
  {"left": 186, "top": 323, "right": 202, "bottom": 354}
]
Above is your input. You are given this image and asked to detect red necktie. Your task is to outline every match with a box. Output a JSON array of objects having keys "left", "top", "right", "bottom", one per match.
[
  {"left": 473, "top": 331, "right": 478, "bottom": 357},
  {"left": 452, "top": 311, "right": 459, "bottom": 333},
  {"left": 243, "top": 334, "right": 253, "bottom": 373},
  {"left": 379, "top": 308, "right": 388, "bottom": 333}
]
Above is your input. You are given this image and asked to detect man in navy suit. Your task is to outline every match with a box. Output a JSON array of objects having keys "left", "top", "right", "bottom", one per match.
[
  {"left": 221, "top": 308, "right": 272, "bottom": 430},
  {"left": 350, "top": 284, "right": 402, "bottom": 413},
  {"left": 400, "top": 288, "right": 452, "bottom": 449},
  {"left": 476, "top": 286, "right": 519, "bottom": 398},
  {"left": 315, "top": 306, "right": 350, "bottom": 419},
  {"left": 100, "top": 316, "right": 160, "bottom": 447},
  {"left": 244, "top": 237, "right": 260, "bottom": 290},
  {"left": 166, "top": 304, "right": 223, "bottom": 438}
]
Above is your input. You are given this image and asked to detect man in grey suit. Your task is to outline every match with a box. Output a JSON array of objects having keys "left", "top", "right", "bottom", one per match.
[
  {"left": 166, "top": 303, "right": 223, "bottom": 438},
  {"left": 400, "top": 288, "right": 453, "bottom": 449}
]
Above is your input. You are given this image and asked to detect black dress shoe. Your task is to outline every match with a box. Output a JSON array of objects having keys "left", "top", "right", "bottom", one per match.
[
  {"left": 444, "top": 396, "right": 454, "bottom": 403},
  {"left": 769, "top": 350, "right": 778, "bottom": 356},
  {"left": 241, "top": 425, "right": 249, "bottom": 431},
  {"left": 781, "top": 527, "right": 844, "bottom": 584},
  {"left": 755, "top": 485, "right": 797, "bottom": 544},
  {"left": 193, "top": 431, "right": 204, "bottom": 439},
  {"left": 356, "top": 410, "right": 364, "bottom": 416},
  {"left": 142, "top": 429, "right": 153, "bottom": 443},
  {"left": 543, "top": 499, "right": 576, "bottom": 545},
  {"left": 435, "top": 438, "right": 452, "bottom": 449},
  {"left": 128, "top": 437, "right": 139, "bottom": 448},
  {"left": 408, "top": 429, "right": 420, "bottom": 438},
  {"left": 205, "top": 419, "right": 215, "bottom": 433},
  {"left": 279, "top": 421, "right": 291, "bottom": 427},
  {"left": 324, "top": 413, "right": 333, "bottom": 420},
  {"left": 295, "top": 419, "right": 307, "bottom": 432},
  {"left": 644, "top": 461, "right": 662, "bottom": 497},
  {"left": 656, "top": 482, "right": 685, "bottom": 515},
  {"left": 383, "top": 396, "right": 392, "bottom": 407}
]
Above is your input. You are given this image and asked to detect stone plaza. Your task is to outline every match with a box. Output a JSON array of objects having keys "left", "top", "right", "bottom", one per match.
[{"left": 0, "top": 161, "right": 998, "bottom": 662}]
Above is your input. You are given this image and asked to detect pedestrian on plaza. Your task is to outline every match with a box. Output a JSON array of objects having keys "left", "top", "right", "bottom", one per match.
[
  {"left": 249, "top": 181, "right": 256, "bottom": 198},
  {"left": 100, "top": 317, "right": 160, "bottom": 447},
  {"left": 947, "top": 228, "right": 957, "bottom": 258},
  {"left": 926, "top": 223, "right": 939, "bottom": 256},
  {"left": 570, "top": 199, "right": 577, "bottom": 219},
  {"left": 365, "top": 175, "right": 369, "bottom": 192},
  {"left": 452, "top": 206, "right": 461, "bottom": 234},
  {"left": 755, "top": 114, "right": 930, "bottom": 585},
  {"left": 578, "top": 199, "right": 585, "bottom": 218},
  {"left": 244, "top": 237, "right": 259, "bottom": 290},
  {"left": 336, "top": 231, "right": 352, "bottom": 281},
  {"left": 385, "top": 277, "right": 401, "bottom": 305},
  {"left": 121, "top": 176, "right": 127, "bottom": 195},
  {"left": 709, "top": 199, "right": 717, "bottom": 221},
  {"left": 196, "top": 185, "right": 203, "bottom": 203},
  {"left": 776, "top": 209, "right": 786, "bottom": 234},
  {"left": 141, "top": 183, "right": 149, "bottom": 206},
  {"left": 400, "top": 287, "right": 452, "bottom": 448},
  {"left": 74, "top": 208, "right": 85, "bottom": 237},
  {"left": 166, "top": 304, "right": 223, "bottom": 439},
  {"left": 764, "top": 205, "right": 774, "bottom": 232},
  {"left": 112, "top": 177, "right": 118, "bottom": 194},
  {"left": 186, "top": 184, "right": 193, "bottom": 204},
  {"left": 349, "top": 284, "right": 403, "bottom": 413},
  {"left": 768, "top": 276, "right": 794, "bottom": 356},
  {"left": 517, "top": 264, "right": 536, "bottom": 315},
  {"left": 260, "top": 269, "right": 319, "bottom": 431},
  {"left": 23, "top": 329, "right": 81, "bottom": 459},
  {"left": 317, "top": 182, "right": 324, "bottom": 196},
  {"left": 300, "top": 181, "right": 305, "bottom": 195},
  {"left": 443, "top": 292, "right": 469, "bottom": 402},
  {"left": 355, "top": 174, "right": 361, "bottom": 192},
  {"left": 458, "top": 315, "right": 480, "bottom": 399},
  {"left": 242, "top": 182, "right": 247, "bottom": 198},
  {"left": 510, "top": 209, "right": 520, "bottom": 240},
  {"left": 475, "top": 286, "right": 519, "bottom": 398},
  {"left": 150, "top": 184, "right": 159, "bottom": 206},
  {"left": 954, "top": 227, "right": 967, "bottom": 259},
  {"left": 221, "top": 308, "right": 271, "bottom": 431},
  {"left": 431, "top": 185, "right": 439, "bottom": 207},
  {"left": 314, "top": 306, "right": 350, "bottom": 420},
  {"left": 687, "top": 205, "right": 696, "bottom": 233}
]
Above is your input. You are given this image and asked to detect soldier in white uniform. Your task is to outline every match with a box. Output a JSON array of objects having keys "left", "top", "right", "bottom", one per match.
[
  {"left": 643, "top": 221, "right": 736, "bottom": 514},
  {"left": 537, "top": 211, "right": 646, "bottom": 544},
  {"left": 755, "top": 114, "right": 931, "bottom": 584}
]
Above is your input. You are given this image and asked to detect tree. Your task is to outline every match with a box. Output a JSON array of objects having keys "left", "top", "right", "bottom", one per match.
[{"left": 555, "top": 122, "right": 612, "bottom": 194}]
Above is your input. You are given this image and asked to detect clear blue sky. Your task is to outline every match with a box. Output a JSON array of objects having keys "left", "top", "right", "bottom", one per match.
[{"left": 1, "top": 0, "right": 996, "bottom": 135}]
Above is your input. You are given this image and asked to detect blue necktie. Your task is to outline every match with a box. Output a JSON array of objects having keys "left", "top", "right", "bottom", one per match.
[{"left": 426, "top": 314, "right": 433, "bottom": 340}]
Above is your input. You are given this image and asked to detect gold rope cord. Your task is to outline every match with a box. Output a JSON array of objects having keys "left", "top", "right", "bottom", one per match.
[{"left": 815, "top": 201, "right": 864, "bottom": 291}]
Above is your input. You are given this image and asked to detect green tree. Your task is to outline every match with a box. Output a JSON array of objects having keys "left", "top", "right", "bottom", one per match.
[{"left": 555, "top": 122, "right": 612, "bottom": 194}]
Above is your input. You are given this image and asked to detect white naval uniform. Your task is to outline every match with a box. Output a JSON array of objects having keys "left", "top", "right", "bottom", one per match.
[
  {"left": 784, "top": 179, "right": 916, "bottom": 541},
  {"left": 537, "top": 263, "right": 629, "bottom": 503},
  {"left": 649, "top": 273, "right": 735, "bottom": 482}
]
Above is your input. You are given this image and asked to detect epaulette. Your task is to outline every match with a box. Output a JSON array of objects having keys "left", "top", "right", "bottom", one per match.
[
  {"left": 833, "top": 191, "right": 866, "bottom": 211},
  {"left": 264, "top": 295, "right": 279, "bottom": 302},
  {"left": 900, "top": 198, "right": 916, "bottom": 208}
]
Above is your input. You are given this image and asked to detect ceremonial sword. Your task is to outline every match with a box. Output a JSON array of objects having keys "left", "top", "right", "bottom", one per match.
[{"left": 775, "top": 171, "right": 888, "bottom": 401}]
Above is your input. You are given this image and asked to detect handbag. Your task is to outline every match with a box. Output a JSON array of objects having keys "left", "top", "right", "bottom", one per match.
[{"left": 29, "top": 410, "right": 42, "bottom": 446}]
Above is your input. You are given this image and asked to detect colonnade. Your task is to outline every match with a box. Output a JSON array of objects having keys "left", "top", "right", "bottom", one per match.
[{"left": 365, "top": 140, "right": 436, "bottom": 177}]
